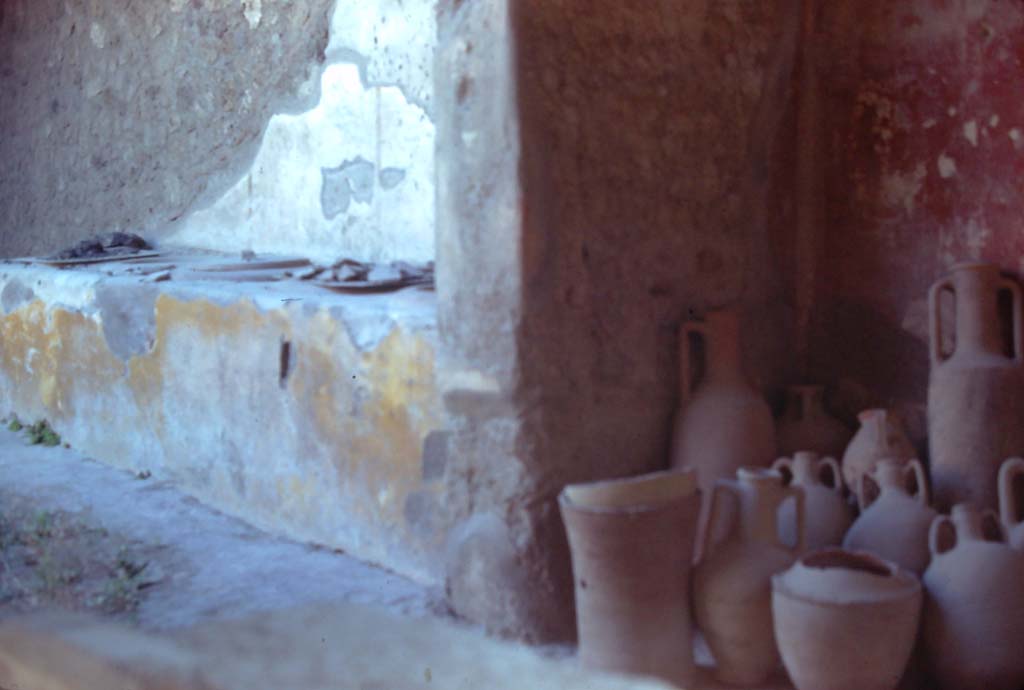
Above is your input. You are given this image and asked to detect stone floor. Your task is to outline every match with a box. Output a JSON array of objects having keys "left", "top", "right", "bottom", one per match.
[{"left": 0, "top": 426, "right": 443, "bottom": 631}]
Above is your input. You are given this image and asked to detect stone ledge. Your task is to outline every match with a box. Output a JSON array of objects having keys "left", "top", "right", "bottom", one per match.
[{"left": 0, "top": 252, "right": 445, "bottom": 583}]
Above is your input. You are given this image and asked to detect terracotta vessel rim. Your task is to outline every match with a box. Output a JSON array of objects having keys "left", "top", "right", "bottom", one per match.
[
  {"left": 773, "top": 548, "right": 920, "bottom": 607},
  {"left": 736, "top": 466, "right": 782, "bottom": 483},
  {"left": 560, "top": 469, "right": 699, "bottom": 515},
  {"left": 948, "top": 260, "right": 999, "bottom": 273}
]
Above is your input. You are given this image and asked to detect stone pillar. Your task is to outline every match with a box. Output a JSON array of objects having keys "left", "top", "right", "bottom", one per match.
[{"left": 436, "top": 0, "right": 797, "bottom": 642}]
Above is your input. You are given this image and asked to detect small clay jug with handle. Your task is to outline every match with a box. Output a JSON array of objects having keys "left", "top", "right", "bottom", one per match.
[
  {"left": 773, "top": 451, "right": 852, "bottom": 551},
  {"left": 998, "top": 456, "right": 1024, "bottom": 549},
  {"left": 776, "top": 384, "right": 852, "bottom": 458},
  {"left": 692, "top": 467, "right": 804, "bottom": 686},
  {"left": 840, "top": 409, "right": 915, "bottom": 500},
  {"left": 843, "top": 458, "right": 936, "bottom": 574},
  {"left": 669, "top": 309, "right": 775, "bottom": 491},
  {"left": 559, "top": 469, "right": 701, "bottom": 687},
  {"left": 928, "top": 262, "right": 1024, "bottom": 511},
  {"left": 922, "top": 504, "right": 1024, "bottom": 690}
]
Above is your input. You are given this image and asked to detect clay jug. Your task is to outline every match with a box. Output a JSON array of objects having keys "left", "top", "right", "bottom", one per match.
[
  {"left": 840, "top": 409, "right": 915, "bottom": 499},
  {"left": 843, "top": 458, "right": 936, "bottom": 574},
  {"left": 669, "top": 309, "right": 775, "bottom": 491},
  {"left": 928, "top": 262, "right": 1024, "bottom": 511},
  {"left": 772, "top": 549, "right": 922, "bottom": 690},
  {"left": 998, "top": 456, "right": 1024, "bottom": 549},
  {"left": 692, "top": 467, "right": 804, "bottom": 686},
  {"left": 922, "top": 504, "right": 1024, "bottom": 690},
  {"left": 773, "top": 452, "right": 852, "bottom": 551},
  {"left": 776, "top": 385, "right": 852, "bottom": 458},
  {"left": 559, "top": 469, "right": 701, "bottom": 687}
]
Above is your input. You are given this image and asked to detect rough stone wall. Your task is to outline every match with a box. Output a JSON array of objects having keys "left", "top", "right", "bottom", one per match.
[
  {"left": 0, "top": 0, "right": 436, "bottom": 263},
  {"left": 807, "top": 0, "right": 1024, "bottom": 448},
  {"left": 0, "top": 0, "right": 334, "bottom": 258},
  {"left": 437, "top": 0, "right": 798, "bottom": 642}
]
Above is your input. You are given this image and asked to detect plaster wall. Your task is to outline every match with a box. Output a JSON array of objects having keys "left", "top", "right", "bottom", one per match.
[
  {"left": 0, "top": 263, "right": 446, "bottom": 581},
  {"left": 0, "top": 0, "right": 436, "bottom": 263}
]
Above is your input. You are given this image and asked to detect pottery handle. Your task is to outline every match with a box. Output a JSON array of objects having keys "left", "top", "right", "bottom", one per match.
[
  {"left": 929, "top": 514, "right": 957, "bottom": 557},
  {"left": 771, "top": 456, "right": 793, "bottom": 484},
  {"left": 820, "top": 456, "right": 844, "bottom": 495},
  {"left": 929, "top": 277, "right": 955, "bottom": 366},
  {"left": 999, "top": 277, "right": 1023, "bottom": 364},
  {"left": 856, "top": 470, "right": 881, "bottom": 512},
  {"left": 999, "top": 457, "right": 1024, "bottom": 529},
  {"left": 905, "top": 459, "right": 930, "bottom": 507},
  {"left": 781, "top": 485, "right": 806, "bottom": 554},
  {"left": 703, "top": 482, "right": 740, "bottom": 558},
  {"left": 678, "top": 322, "right": 707, "bottom": 405},
  {"left": 981, "top": 509, "right": 1006, "bottom": 543}
]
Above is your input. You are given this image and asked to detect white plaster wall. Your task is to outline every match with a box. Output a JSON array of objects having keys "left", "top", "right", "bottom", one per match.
[{"left": 164, "top": 0, "right": 436, "bottom": 263}]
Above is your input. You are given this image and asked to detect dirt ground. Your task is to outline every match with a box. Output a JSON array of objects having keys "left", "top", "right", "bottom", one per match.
[
  {"left": 0, "top": 419, "right": 441, "bottom": 633},
  {"left": 0, "top": 492, "right": 169, "bottom": 624}
]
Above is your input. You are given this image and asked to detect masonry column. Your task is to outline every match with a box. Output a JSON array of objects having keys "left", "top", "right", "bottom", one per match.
[{"left": 436, "top": 0, "right": 797, "bottom": 642}]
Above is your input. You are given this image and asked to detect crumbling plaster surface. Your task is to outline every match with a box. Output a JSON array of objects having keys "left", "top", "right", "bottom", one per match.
[
  {"left": 0, "top": 0, "right": 333, "bottom": 258},
  {"left": 165, "top": 0, "right": 437, "bottom": 262},
  {"left": 806, "top": 0, "right": 1024, "bottom": 448},
  {"left": 0, "top": 0, "right": 437, "bottom": 263},
  {"left": 0, "top": 263, "right": 446, "bottom": 582},
  {"left": 436, "top": 0, "right": 797, "bottom": 642}
]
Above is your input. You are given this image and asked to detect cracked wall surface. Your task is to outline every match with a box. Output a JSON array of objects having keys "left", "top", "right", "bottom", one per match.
[{"left": 0, "top": 0, "right": 436, "bottom": 263}]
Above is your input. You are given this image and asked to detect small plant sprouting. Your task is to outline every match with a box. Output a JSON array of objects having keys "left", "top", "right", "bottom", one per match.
[
  {"left": 26, "top": 420, "right": 60, "bottom": 447},
  {"left": 7, "top": 415, "right": 22, "bottom": 432},
  {"left": 33, "top": 511, "right": 53, "bottom": 539}
]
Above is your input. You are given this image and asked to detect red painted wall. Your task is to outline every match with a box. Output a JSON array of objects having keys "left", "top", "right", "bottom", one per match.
[{"left": 805, "top": 0, "right": 1024, "bottom": 445}]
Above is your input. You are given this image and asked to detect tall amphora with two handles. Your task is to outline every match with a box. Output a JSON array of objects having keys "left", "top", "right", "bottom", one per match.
[{"left": 928, "top": 262, "right": 1024, "bottom": 511}]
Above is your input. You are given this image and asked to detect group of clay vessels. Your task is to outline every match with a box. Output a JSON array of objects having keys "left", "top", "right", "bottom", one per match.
[{"left": 559, "top": 262, "right": 1024, "bottom": 690}]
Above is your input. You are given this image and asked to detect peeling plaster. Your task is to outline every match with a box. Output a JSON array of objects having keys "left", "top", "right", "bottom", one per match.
[
  {"left": 937, "top": 154, "right": 958, "bottom": 178},
  {"left": 164, "top": 0, "right": 437, "bottom": 263},
  {"left": 964, "top": 120, "right": 978, "bottom": 146},
  {"left": 882, "top": 163, "right": 927, "bottom": 214}
]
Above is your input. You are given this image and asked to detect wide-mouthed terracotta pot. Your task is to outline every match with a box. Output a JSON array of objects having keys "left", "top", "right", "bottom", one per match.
[
  {"left": 772, "top": 548, "right": 921, "bottom": 690},
  {"left": 560, "top": 469, "right": 701, "bottom": 687}
]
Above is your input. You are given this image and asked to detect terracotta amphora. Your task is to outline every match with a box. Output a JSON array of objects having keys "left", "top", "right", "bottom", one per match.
[
  {"left": 692, "top": 467, "right": 804, "bottom": 686},
  {"left": 843, "top": 458, "right": 936, "bottom": 575},
  {"left": 669, "top": 309, "right": 775, "bottom": 491},
  {"left": 773, "top": 452, "right": 852, "bottom": 551},
  {"left": 776, "top": 385, "right": 852, "bottom": 458},
  {"left": 922, "top": 504, "right": 1024, "bottom": 690},
  {"left": 840, "top": 409, "right": 915, "bottom": 500},
  {"left": 559, "top": 469, "right": 701, "bottom": 687},
  {"left": 998, "top": 456, "right": 1024, "bottom": 549},
  {"left": 772, "top": 549, "right": 922, "bottom": 690},
  {"left": 928, "top": 262, "right": 1024, "bottom": 511}
]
